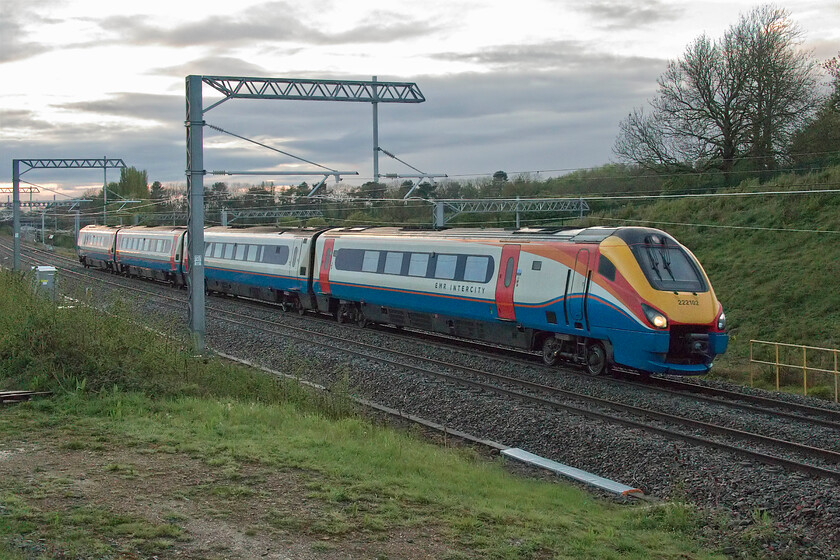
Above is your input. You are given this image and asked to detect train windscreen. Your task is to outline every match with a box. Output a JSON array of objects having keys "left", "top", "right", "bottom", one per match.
[{"left": 632, "top": 236, "right": 707, "bottom": 293}]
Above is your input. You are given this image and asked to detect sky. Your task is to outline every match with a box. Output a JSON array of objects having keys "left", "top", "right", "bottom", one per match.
[{"left": 1, "top": 0, "right": 838, "bottom": 202}]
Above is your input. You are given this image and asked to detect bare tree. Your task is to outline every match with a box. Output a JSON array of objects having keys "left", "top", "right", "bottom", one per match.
[{"left": 614, "top": 5, "right": 819, "bottom": 178}]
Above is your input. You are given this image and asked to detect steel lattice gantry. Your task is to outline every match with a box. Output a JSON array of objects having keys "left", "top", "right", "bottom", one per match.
[
  {"left": 186, "top": 75, "right": 426, "bottom": 352},
  {"left": 10, "top": 158, "right": 126, "bottom": 271},
  {"left": 134, "top": 208, "right": 324, "bottom": 225},
  {"left": 433, "top": 198, "right": 590, "bottom": 228},
  {"left": 200, "top": 76, "right": 424, "bottom": 110}
]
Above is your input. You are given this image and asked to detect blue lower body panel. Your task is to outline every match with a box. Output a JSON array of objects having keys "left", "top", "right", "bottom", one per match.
[{"left": 206, "top": 266, "right": 305, "bottom": 293}]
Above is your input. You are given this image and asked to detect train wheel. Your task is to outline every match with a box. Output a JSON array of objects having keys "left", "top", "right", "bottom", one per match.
[
  {"left": 356, "top": 309, "right": 368, "bottom": 328},
  {"left": 542, "top": 337, "right": 561, "bottom": 366},
  {"left": 336, "top": 303, "right": 349, "bottom": 323},
  {"left": 584, "top": 342, "right": 608, "bottom": 376}
]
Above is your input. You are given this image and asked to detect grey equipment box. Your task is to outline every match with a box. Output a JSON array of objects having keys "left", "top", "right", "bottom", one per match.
[{"left": 33, "top": 266, "right": 57, "bottom": 301}]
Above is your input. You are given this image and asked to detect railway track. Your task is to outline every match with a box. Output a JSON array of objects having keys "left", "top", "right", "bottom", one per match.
[
  {"left": 12, "top": 239, "right": 840, "bottom": 423},
  {"left": 6, "top": 240, "right": 840, "bottom": 483}
]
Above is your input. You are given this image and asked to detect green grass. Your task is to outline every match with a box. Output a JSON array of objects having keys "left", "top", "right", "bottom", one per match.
[{"left": 0, "top": 269, "right": 733, "bottom": 559}]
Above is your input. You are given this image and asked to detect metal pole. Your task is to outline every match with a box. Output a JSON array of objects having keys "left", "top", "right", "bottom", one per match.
[
  {"left": 372, "top": 76, "right": 379, "bottom": 184},
  {"left": 41, "top": 210, "right": 46, "bottom": 243},
  {"left": 12, "top": 160, "right": 21, "bottom": 270},
  {"left": 221, "top": 207, "right": 228, "bottom": 227},
  {"left": 103, "top": 155, "right": 107, "bottom": 226},
  {"left": 434, "top": 201, "right": 444, "bottom": 229},
  {"left": 516, "top": 196, "right": 521, "bottom": 229},
  {"left": 74, "top": 210, "right": 80, "bottom": 244},
  {"left": 186, "top": 75, "right": 206, "bottom": 353}
]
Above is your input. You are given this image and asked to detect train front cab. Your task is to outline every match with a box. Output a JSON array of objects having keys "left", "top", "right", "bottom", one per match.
[{"left": 596, "top": 229, "right": 728, "bottom": 375}]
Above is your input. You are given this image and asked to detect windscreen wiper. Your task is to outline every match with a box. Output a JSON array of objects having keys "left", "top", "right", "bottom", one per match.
[
  {"left": 647, "top": 248, "right": 663, "bottom": 280},
  {"left": 658, "top": 242, "right": 675, "bottom": 281}
]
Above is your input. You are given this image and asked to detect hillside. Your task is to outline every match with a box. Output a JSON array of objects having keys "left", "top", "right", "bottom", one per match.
[{"left": 584, "top": 165, "right": 840, "bottom": 376}]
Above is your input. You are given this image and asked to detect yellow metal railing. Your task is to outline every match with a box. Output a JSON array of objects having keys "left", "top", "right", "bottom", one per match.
[{"left": 749, "top": 340, "right": 839, "bottom": 402}]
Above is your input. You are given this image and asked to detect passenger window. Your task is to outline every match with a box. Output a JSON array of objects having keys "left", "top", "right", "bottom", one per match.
[
  {"left": 384, "top": 252, "right": 403, "bottom": 275},
  {"left": 362, "top": 251, "right": 380, "bottom": 272},
  {"left": 223, "top": 243, "right": 234, "bottom": 260},
  {"left": 235, "top": 244, "right": 246, "bottom": 260},
  {"left": 434, "top": 254, "right": 458, "bottom": 280},
  {"left": 247, "top": 245, "right": 259, "bottom": 262},
  {"left": 212, "top": 243, "right": 223, "bottom": 258},
  {"left": 464, "top": 256, "right": 490, "bottom": 282},
  {"left": 504, "top": 257, "right": 515, "bottom": 287},
  {"left": 408, "top": 253, "right": 429, "bottom": 277}
]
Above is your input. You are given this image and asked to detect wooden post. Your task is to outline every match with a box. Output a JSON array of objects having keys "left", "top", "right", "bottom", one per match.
[{"left": 775, "top": 344, "right": 780, "bottom": 391}]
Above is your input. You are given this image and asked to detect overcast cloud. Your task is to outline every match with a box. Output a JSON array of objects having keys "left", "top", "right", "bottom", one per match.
[{"left": 1, "top": 0, "right": 837, "bottom": 197}]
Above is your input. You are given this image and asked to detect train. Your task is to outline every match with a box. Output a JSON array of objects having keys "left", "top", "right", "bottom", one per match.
[{"left": 77, "top": 224, "right": 728, "bottom": 376}]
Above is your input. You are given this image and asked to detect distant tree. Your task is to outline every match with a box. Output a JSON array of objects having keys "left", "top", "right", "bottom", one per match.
[
  {"left": 236, "top": 185, "right": 273, "bottom": 209},
  {"left": 113, "top": 167, "right": 149, "bottom": 200},
  {"left": 790, "top": 52, "right": 840, "bottom": 167},
  {"left": 291, "top": 181, "right": 312, "bottom": 197},
  {"left": 435, "top": 181, "right": 464, "bottom": 199},
  {"left": 614, "top": 5, "right": 819, "bottom": 179},
  {"left": 150, "top": 181, "right": 166, "bottom": 200},
  {"left": 348, "top": 181, "right": 385, "bottom": 199}
]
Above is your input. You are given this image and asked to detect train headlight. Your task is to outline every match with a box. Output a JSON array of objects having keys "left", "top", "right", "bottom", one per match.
[
  {"left": 717, "top": 310, "right": 726, "bottom": 331},
  {"left": 641, "top": 303, "right": 668, "bottom": 329}
]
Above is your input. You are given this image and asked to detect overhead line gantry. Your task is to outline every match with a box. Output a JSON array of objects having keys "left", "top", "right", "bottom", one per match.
[
  {"left": 186, "top": 74, "right": 426, "bottom": 352},
  {"left": 10, "top": 158, "right": 126, "bottom": 271}
]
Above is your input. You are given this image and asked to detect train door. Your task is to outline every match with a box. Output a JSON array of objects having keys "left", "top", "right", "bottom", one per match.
[
  {"left": 495, "top": 244, "right": 520, "bottom": 321},
  {"left": 318, "top": 238, "right": 335, "bottom": 294},
  {"left": 288, "top": 238, "right": 305, "bottom": 289},
  {"left": 568, "top": 249, "right": 590, "bottom": 328}
]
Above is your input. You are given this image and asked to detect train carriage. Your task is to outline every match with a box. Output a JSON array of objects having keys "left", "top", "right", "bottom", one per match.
[
  {"left": 115, "top": 226, "right": 187, "bottom": 285},
  {"left": 77, "top": 225, "right": 120, "bottom": 271},
  {"left": 202, "top": 227, "right": 319, "bottom": 308},
  {"left": 312, "top": 226, "right": 728, "bottom": 376}
]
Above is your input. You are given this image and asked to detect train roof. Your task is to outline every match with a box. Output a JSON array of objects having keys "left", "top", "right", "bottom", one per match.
[
  {"left": 118, "top": 225, "right": 187, "bottom": 232},
  {"left": 326, "top": 226, "right": 668, "bottom": 243}
]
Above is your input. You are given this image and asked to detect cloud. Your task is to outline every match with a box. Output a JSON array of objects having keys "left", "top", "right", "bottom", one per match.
[
  {"left": 574, "top": 0, "right": 683, "bottom": 29},
  {"left": 431, "top": 39, "right": 665, "bottom": 74},
  {"left": 0, "top": 1, "right": 56, "bottom": 63},
  {"left": 95, "top": 3, "right": 436, "bottom": 50},
  {"left": 1, "top": 60, "right": 663, "bottom": 190},
  {"left": 0, "top": 109, "right": 57, "bottom": 132},
  {"left": 149, "top": 56, "right": 274, "bottom": 79}
]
